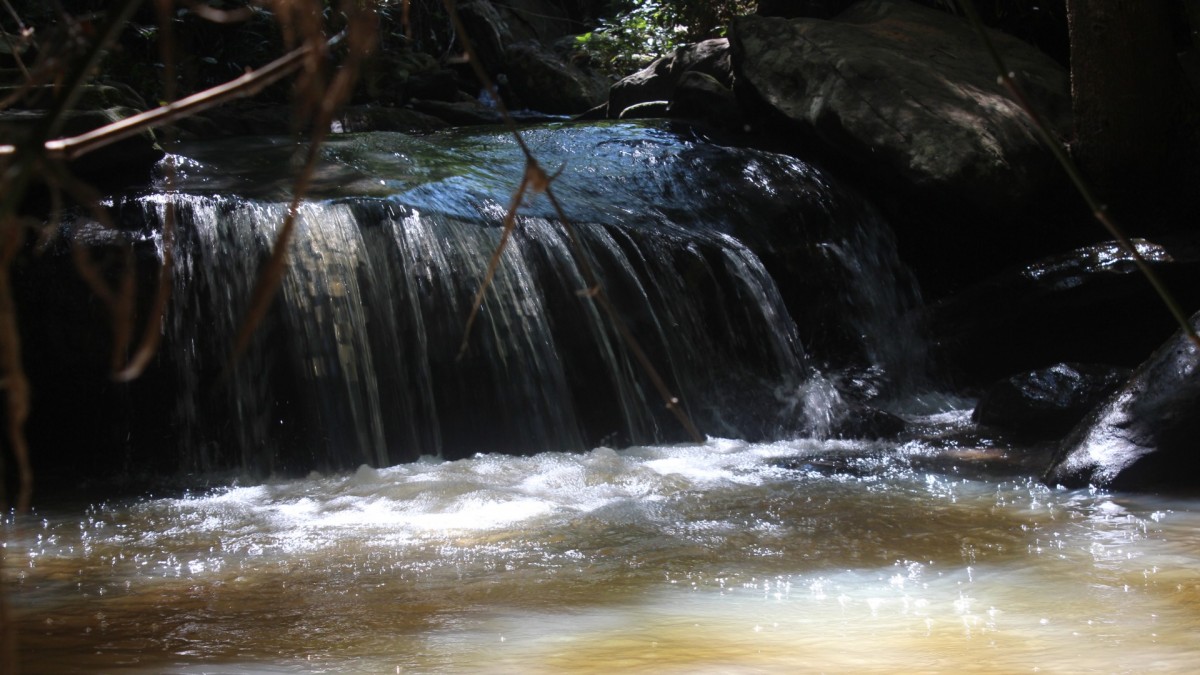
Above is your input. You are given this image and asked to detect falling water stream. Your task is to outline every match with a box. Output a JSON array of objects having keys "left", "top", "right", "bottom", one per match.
[{"left": 5, "top": 122, "right": 1199, "bottom": 672}]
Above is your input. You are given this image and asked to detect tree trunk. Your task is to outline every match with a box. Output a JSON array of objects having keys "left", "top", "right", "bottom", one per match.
[{"left": 1066, "top": 0, "right": 1178, "bottom": 200}]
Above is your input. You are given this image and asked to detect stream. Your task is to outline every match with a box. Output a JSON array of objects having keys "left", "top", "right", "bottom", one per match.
[{"left": 6, "top": 430, "right": 1200, "bottom": 673}]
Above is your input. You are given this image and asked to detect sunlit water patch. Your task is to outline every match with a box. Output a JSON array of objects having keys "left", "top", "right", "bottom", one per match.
[{"left": 5, "top": 438, "right": 1200, "bottom": 673}]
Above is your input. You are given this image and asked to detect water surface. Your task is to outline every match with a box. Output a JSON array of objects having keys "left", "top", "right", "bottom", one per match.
[{"left": 6, "top": 423, "right": 1200, "bottom": 673}]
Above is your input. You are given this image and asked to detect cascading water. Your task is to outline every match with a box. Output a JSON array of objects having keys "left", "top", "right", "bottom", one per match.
[{"left": 120, "top": 121, "right": 923, "bottom": 475}]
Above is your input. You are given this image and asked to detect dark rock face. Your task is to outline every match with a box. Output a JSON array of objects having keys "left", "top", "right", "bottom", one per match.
[
  {"left": 606, "top": 39, "right": 732, "bottom": 120},
  {"left": 974, "top": 363, "right": 1131, "bottom": 440},
  {"left": 729, "top": 0, "right": 1070, "bottom": 214},
  {"left": 458, "top": 0, "right": 514, "bottom": 75},
  {"left": 1044, "top": 313, "right": 1200, "bottom": 490},
  {"left": 503, "top": 41, "right": 608, "bottom": 114},
  {"left": 926, "top": 238, "right": 1200, "bottom": 387},
  {"left": 669, "top": 71, "right": 743, "bottom": 131}
]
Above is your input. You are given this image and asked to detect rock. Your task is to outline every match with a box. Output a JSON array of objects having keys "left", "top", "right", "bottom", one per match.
[
  {"left": 925, "top": 238, "right": 1200, "bottom": 387},
  {"left": 334, "top": 105, "right": 449, "bottom": 133},
  {"left": 973, "top": 363, "right": 1131, "bottom": 440},
  {"left": 669, "top": 71, "right": 743, "bottom": 131},
  {"left": 831, "top": 402, "right": 906, "bottom": 440},
  {"left": 493, "top": 0, "right": 585, "bottom": 44},
  {"left": 729, "top": 0, "right": 1071, "bottom": 240},
  {"left": 1044, "top": 313, "right": 1200, "bottom": 490},
  {"left": 357, "top": 51, "right": 456, "bottom": 106},
  {"left": 607, "top": 39, "right": 731, "bottom": 119},
  {"left": 409, "top": 98, "right": 506, "bottom": 126},
  {"left": 502, "top": 41, "right": 608, "bottom": 114},
  {"left": 457, "top": 0, "right": 514, "bottom": 75},
  {"left": 172, "top": 103, "right": 295, "bottom": 137}
]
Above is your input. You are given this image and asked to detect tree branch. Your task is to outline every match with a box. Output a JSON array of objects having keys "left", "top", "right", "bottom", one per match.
[{"left": 0, "top": 36, "right": 327, "bottom": 162}]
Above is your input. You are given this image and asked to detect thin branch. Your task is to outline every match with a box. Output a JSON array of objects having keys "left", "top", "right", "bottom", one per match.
[
  {"left": 0, "top": 218, "right": 33, "bottom": 514},
  {"left": 959, "top": 0, "right": 1200, "bottom": 348},
  {"left": 179, "top": 0, "right": 257, "bottom": 24},
  {"left": 458, "top": 171, "right": 530, "bottom": 361},
  {"left": 0, "top": 36, "right": 324, "bottom": 161}
]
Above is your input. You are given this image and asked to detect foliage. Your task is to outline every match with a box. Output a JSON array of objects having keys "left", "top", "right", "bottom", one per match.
[{"left": 573, "top": 0, "right": 752, "bottom": 73}]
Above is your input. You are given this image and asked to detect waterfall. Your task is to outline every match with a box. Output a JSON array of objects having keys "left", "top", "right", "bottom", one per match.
[
  {"left": 151, "top": 193, "right": 816, "bottom": 472},
  {"left": 69, "top": 121, "right": 925, "bottom": 476}
]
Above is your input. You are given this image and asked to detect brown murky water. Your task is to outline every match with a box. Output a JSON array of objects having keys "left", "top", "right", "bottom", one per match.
[{"left": 5, "top": 433, "right": 1200, "bottom": 673}]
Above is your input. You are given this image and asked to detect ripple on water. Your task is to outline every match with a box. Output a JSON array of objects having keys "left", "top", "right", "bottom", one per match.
[{"left": 6, "top": 438, "right": 1200, "bottom": 673}]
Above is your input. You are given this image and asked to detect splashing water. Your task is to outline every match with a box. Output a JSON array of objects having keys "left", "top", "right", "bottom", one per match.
[{"left": 6, "top": 434, "right": 1200, "bottom": 673}]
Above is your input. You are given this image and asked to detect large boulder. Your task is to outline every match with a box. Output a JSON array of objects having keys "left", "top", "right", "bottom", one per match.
[
  {"left": 1044, "top": 313, "right": 1200, "bottom": 490},
  {"left": 728, "top": 0, "right": 1072, "bottom": 277},
  {"left": 606, "top": 39, "right": 732, "bottom": 119},
  {"left": 503, "top": 41, "right": 609, "bottom": 114}
]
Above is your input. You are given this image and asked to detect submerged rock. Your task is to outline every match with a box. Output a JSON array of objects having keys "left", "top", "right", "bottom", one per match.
[
  {"left": 1044, "top": 313, "right": 1200, "bottom": 490},
  {"left": 973, "top": 363, "right": 1131, "bottom": 440}
]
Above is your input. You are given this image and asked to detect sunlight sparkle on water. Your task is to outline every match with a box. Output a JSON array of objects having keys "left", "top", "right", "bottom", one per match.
[{"left": 6, "top": 438, "right": 1200, "bottom": 673}]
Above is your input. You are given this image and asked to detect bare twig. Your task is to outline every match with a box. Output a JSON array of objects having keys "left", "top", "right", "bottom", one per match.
[
  {"left": 0, "top": 217, "right": 33, "bottom": 514},
  {"left": 0, "top": 0, "right": 33, "bottom": 80},
  {"left": 180, "top": 0, "right": 257, "bottom": 24},
  {"left": 458, "top": 169, "right": 530, "bottom": 360},
  {"left": 959, "top": 0, "right": 1200, "bottom": 348},
  {"left": 0, "top": 37, "right": 324, "bottom": 161}
]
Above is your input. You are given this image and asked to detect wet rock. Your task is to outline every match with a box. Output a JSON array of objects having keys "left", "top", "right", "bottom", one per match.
[
  {"left": 830, "top": 402, "right": 906, "bottom": 440},
  {"left": 503, "top": 41, "right": 608, "bottom": 114},
  {"left": 607, "top": 39, "right": 732, "bottom": 120},
  {"left": 973, "top": 363, "right": 1131, "bottom": 440},
  {"left": 334, "top": 105, "right": 449, "bottom": 133},
  {"left": 1044, "top": 312, "right": 1200, "bottom": 490},
  {"left": 925, "top": 238, "right": 1200, "bottom": 386},
  {"left": 172, "top": 103, "right": 295, "bottom": 137}
]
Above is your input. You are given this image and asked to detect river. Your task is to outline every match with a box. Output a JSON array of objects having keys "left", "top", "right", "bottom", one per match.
[{"left": 6, "top": 424, "right": 1200, "bottom": 672}]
